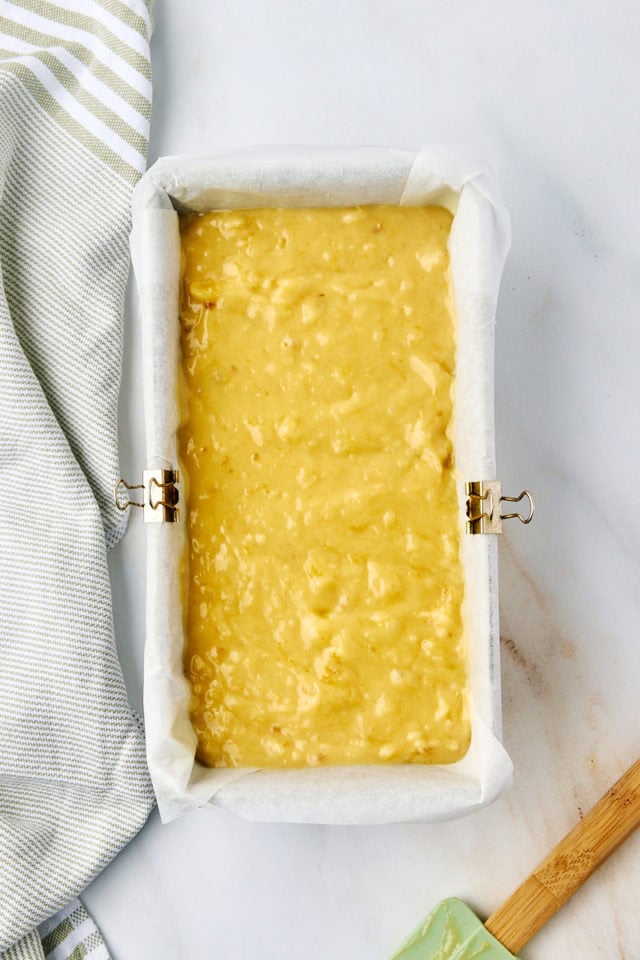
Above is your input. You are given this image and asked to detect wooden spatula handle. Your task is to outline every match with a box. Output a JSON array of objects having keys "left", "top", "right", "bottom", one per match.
[{"left": 485, "top": 758, "right": 640, "bottom": 955}]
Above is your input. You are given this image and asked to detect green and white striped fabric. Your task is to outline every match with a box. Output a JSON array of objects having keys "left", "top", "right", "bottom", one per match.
[
  {"left": 37, "top": 901, "right": 110, "bottom": 960},
  {"left": 0, "top": 2, "right": 156, "bottom": 957},
  {"left": 2, "top": 899, "right": 110, "bottom": 960}
]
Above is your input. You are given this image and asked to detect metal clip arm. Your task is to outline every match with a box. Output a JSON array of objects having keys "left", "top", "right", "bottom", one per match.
[
  {"left": 500, "top": 490, "right": 535, "bottom": 524},
  {"left": 114, "top": 478, "right": 145, "bottom": 511}
]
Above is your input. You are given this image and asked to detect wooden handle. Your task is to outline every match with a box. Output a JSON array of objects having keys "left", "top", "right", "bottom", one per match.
[{"left": 485, "top": 758, "right": 640, "bottom": 955}]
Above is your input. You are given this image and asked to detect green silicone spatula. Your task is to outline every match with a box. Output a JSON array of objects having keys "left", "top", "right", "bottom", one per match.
[{"left": 391, "top": 757, "right": 640, "bottom": 959}]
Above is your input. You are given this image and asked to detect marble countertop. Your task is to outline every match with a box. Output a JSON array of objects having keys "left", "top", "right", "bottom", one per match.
[{"left": 89, "top": 1, "right": 640, "bottom": 956}]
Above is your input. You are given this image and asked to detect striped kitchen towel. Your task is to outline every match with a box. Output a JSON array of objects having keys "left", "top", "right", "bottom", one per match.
[
  {"left": 3, "top": 900, "right": 111, "bottom": 960},
  {"left": 37, "top": 902, "right": 110, "bottom": 960},
  {"left": 0, "top": 1, "right": 156, "bottom": 957}
]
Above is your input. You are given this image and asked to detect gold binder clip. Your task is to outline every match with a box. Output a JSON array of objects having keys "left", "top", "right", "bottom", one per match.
[
  {"left": 465, "top": 481, "right": 534, "bottom": 534},
  {"left": 114, "top": 469, "right": 180, "bottom": 523}
]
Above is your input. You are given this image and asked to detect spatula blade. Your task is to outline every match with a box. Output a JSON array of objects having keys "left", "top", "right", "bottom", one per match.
[{"left": 390, "top": 898, "right": 518, "bottom": 960}]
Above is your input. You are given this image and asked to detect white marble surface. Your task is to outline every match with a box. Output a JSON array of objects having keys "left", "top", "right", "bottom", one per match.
[{"left": 91, "top": 1, "right": 640, "bottom": 957}]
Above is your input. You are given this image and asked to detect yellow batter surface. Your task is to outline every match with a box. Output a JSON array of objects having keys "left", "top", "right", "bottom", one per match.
[{"left": 179, "top": 204, "right": 469, "bottom": 768}]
